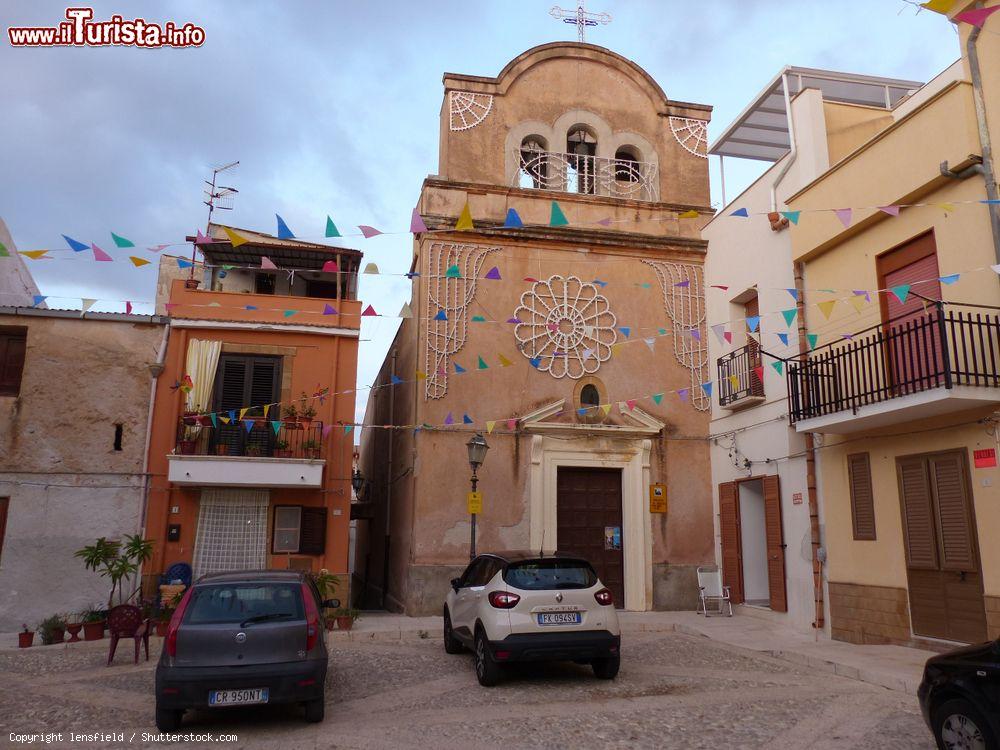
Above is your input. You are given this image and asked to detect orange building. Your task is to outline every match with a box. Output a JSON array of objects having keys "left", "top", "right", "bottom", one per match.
[{"left": 143, "top": 224, "right": 361, "bottom": 596}]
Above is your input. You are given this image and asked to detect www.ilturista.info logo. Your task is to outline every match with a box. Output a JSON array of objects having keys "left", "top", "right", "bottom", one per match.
[{"left": 7, "top": 7, "right": 205, "bottom": 48}]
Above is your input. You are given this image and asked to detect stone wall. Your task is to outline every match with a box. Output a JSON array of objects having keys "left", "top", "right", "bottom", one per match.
[{"left": 828, "top": 581, "right": 912, "bottom": 646}]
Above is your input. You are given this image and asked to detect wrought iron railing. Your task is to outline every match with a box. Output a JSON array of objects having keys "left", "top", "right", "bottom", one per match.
[
  {"left": 174, "top": 418, "right": 324, "bottom": 459},
  {"left": 513, "top": 149, "right": 659, "bottom": 202},
  {"left": 787, "top": 303, "right": 1000, "bottom": 424},
  {"left": 718, "top": 343, "right": 765, "bottom": 407}
]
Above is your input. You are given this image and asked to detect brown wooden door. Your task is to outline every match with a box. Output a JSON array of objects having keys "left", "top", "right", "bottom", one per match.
[
  {"left": 897, "top": 451, "right": 986, "bottom": 643},
  {"left": 763, "top": 475, "right": 788, "bottom": 612},
  {"left": 557, "top": 467, "right": 624, "bottom": 607},
  {"left": 718, "top": 482, "right": 744, "bottom": 604}
]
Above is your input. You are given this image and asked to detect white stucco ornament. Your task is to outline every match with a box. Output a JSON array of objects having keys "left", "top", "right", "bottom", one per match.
[
  {"left": 668, "top": 116, "right": 709, "bottom": 158},
  {"left": 449, "top": 91, "right": 493, "bottom": 131},
  {"left": 514, "top": 275, "right": 617, "bottom": 379}
]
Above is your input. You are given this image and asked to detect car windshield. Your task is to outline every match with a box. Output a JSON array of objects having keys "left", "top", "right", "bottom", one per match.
[
  {"left": 503, "top": 560, "right": 597, "bottom": 590},
  {"left": 184, "top": 583, "right": 304, "bottom": 625}
]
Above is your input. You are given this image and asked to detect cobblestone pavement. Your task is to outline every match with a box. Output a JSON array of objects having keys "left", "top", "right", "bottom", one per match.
[{"left": 0, "top": 631, "right": 934, "bottom": 749}]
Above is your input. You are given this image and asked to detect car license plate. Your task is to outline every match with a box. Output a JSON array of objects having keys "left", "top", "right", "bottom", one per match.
[
  {"left": 537, "top": 612, "right": 582, "bottom": 625},
  {"left": 208, "top": 688, "right": 269, "bottom": 706}
]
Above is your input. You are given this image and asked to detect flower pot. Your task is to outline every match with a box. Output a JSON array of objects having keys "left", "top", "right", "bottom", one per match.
[
  {"left": 324, "top": 619, "right": 336, "bottom": 632},
  {"left": 178, "top": 440, "right": 196, "bottom": 455},
  {"left": 336, "top": 616, "right": 354, "bottom": 631},
  {"left": 284, "top": 420, "right": 303, "bottom": 430},
  {"left": 155, "top": 621, "right": 169, "bottom": 637},
  {"left": 306, "top": 449, "right": 321, "bottom": 460},
  {"left": 299, "top": 416, "right": 314, "bottom": 425},
  {"left": 18, "top": 632, "right": 34, "bottom": 648},
  {"left": 82, "top": 621, "right": 105, "bottom": 641},
  {"left": 182, "top": 415, "right": 198, "bottom": 426},
  {"left": 183, "top": 278, "right": 200, "bottom": 290},
  {"left": 274, "top": 449, "right": 292, "bottom": 459},
  {"left": 215, "top": 444, "right": 230, "bottom": 456},
  {"left": 66, "top": 623, "right": 83, "bottom": 643},
  {"left": 45, "top": 628, "right": 65, "bottom": 645}
]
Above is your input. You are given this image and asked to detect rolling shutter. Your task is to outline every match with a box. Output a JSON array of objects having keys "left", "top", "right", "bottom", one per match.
[
  {"left": 718, "top": 482, "right": 743, "bottom": 604},
  {"left": 929, "top": 453, "right": 976, "bottom": 571},
  {"left": 299, "top": 507, "right": 327, "bottom": 555},
  {"left": 848, "top": 453, "right": 876, "bottom": 541},
  {"left": 763, "top": 475, "right": 788, "bottom": 613},
  {"left": 898, "top": 457, "right": 938, "bottom": 570}
]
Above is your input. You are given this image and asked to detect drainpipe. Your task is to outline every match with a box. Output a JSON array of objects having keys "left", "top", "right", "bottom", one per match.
[
  {"left": 794, "top": 262, "right": 825, "bottom": 630},
  {"left": 139, "top": 321, "right": 170, "bottom": 535},
  {"left": 965, "top": 21, "right": 1000, "bottom": 271},
  {"left": 381, "top": 349, "right": 397, "bottom": 609},
  {"left": 770, "top": 72, "right": 798, "bottom": 212}
]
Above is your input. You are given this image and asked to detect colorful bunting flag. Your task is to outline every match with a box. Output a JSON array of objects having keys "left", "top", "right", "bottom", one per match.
[
  {"left": 398, "top": 303, "right": 412, "bottom": 318},
  {"left": 674, "top": 280, "right": 690, "bottom": 288},
  {"left": 325, "top": 217, "right": 341, "bottom": 238},
  {"left": 322, "top": 424, "right": 334, "bottom": 439},
  {"left": 80, "top": 298, "right": 97, "bottom": 313},
  {"left": 445, "top": 265, "right": 461, "bottom": 278},
  {"left": 344, "top": 424, "right": 354, "bottom": 435},
  {"left": 956, "top": 5, "right": 1000, "bottom": 26},
  {"left": 111, "top": 232, "right": 134, "bottom": 248},
  {"left": 529, "top": 357, "right": 542, "bottom": 369},
  {"left": 506, "top": 317, "right": 521, "bottom": 324},
  {"left": 780, "top": 211, "right": 800, "bottom": 225},
  {"left": 807, "top": 334, "right": 819, "bottom": 350},
  {"left": 834, "top": 208, "right": 852, "bottom": 228},
  {"left": 652, "top": 393, "right": 664, "bottom": 405},
  {"left": 416, "top": 370, "right": 428, "bottom": 380},
  {"left": 323, "top": 304, "right": 338, "bottom": 315},
  {"left": 771, "top": 360, "right": 784, "bottom": 376},
  {"left": 550, "top": 201, "right": 569, "bottom": 226},
  {"left": 730, "top": 207, "right": 749, "bottom": 218},
  {"left": 890, "top": 284, "right": 911, "bottom": 304},
  {"left": 20, "top": 250, "right": 48, "bottom": 259},
  {"left": 678, "top": 209, "right": 699, "bottom": 219},
  {"left": 677, "top": 388, "right": 689, "bottom": 402},
  {"left": 444, "top": 413, "right": 454, "bottom": 425},
  {"left": 477, "top": 356, "right": 488, "bottom": 370},
  {"left": 618, "top": 326, "right": 631, "bottom": 338},
  {"left": 455, "top": 202, "right": 474, "bottom": 231},
  {"left": 363, "top": 263, "right": 379, "bottom": 274},
  {"left": 700, "top": 382, "right": 713, "bottom": 397},
  {"left": 503, "top": 208, "right": 523, "bottom": 228},
  {"left": 498, "top": 354, "right": 513, "bottom": 367},
  {"left": 711, "top": 285, "right": 729, "bottom": 291},
  {"left": 596, "top": 217, "right": 613, "bottom": 226},
  {"left": 754, "top": 366, "right": 764, "bottom": 383},
  {"left": 746, "top": 315, "right": 760, "bottom": 332},
  {"left": 454, "top": 362, "right": 466, "bottom": 373},
  {"left": 878, "top": 205, "right": 901, "bottom": 216},
  {"left": 391, "top": 375, "right": 403, "bottom": 385},
  {"left": 592, "top": 279, "right": 608, "bottom": 287},
  {"left": 410, "top": 208, "right": 428, "bottom": 234},
  {"left": 471, "top": 315, "right": 486, "bottom": 322},
  {"left": 506, "top": 418, "right": 517, "bottom": 431},
  {"left": 91, "top": 243, "right": 113, "bottom": 262},
  {"left": 786, "top": 288, "right": 799, "bottom": 301},
  {"left": 600, "top": 403, "right": 613, "bottom": 415},
  {"left": 723, "top": 331, "right": 732, "bottom": 344},
  {"left": 223, "top": 227, "right": 249, "bottom": 247},
  {"left": 643, "top": 338, "right": 655, "bottom": 351},
  {"left": 486, "top": 421, "right": 496, "bottom": 434},
  {"left": 940, "top": 274, "right": 960, "bottom": 285},
  {"left": 434, "top": 310, "right": 448, "bottom": 321},
  {"left": 361, "top": 305, "right": 377, "bottom": 316},
  {"left": 63, "top": 235, "right": 89, "bottom": 252},
  {"left": 283, "top": 310, "right": 297, "bottom": 318},
  {"left": 781, "top": 308, "right": 797, "bottom": 327},
  {"left": 690, "top": 329, "right": 701, "bottom": 341},
  {"left": 485, "top": 266, "right": 501, "bottom": 280},
  {"left": 729, "top": 375, "right": 739, "bottom": 390},
  {"left": 359, "top": 225, "right": 382, "bottom": 238},
  {"left": 129, "top": 256, "right": 150, "bottom": 267},
  {"left": 275, "top": 214, "right": 295, "bottom": 239},
  {"left": 817, "top": 300, "right": 837, "bottom": 319},
  {"left": 711, "top": 324, "right": 726, "bottom": 344},
  {"left": 777, "top": 332, "right": 789, "bottom": 346},
  {"left": 322, "top": 260, "right": 338, "bottom": 273},
  {"left": 125, "top": 301, "right": 133, "bottom": 314}
]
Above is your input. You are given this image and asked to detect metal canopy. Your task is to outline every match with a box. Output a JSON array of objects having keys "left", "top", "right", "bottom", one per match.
[
  {"left": 709, "top": 66, "right": 924, "bottom": 162},
  {"left": 186, "top": 223, "right": 362, "bottom": 271}
]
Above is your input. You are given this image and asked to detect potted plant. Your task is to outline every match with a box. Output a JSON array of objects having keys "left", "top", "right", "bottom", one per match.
[
  {"left": 18, "top": 624, "right": 34, "bottom": 648},
  {"left": 181, "top": 408, "right": 200, "bottom": 426},
  {"left": 65, "top": 613, "right": 83, "bottom": 643},
  {"left": 245, "top": 444, "right": 262, "bottom": 457},
  {"left": 299, "top": 396, "right": 317, "bottom": 424},
  {"left": 81, "top": 606, "right": 106, "bottom": 641},
  {"left": 38, "top": 614, "right": 66, "bottom": 645},
  {"left": 303, "top": 440, "right": 321, "bottom": 459},
  {"left": 310, "top": 570, "right": 341, "bottom": 630},
  {"left": 273, "top": 439, "right": 292, "bottom": 459},
  {"left": 333, "top": 607, "right": 360, "bottom": 631},
  {"left": 283, "top": 403, "right": 301, "bottom": 428},
  {"left": 74, "top": 534, "right": 155, "bottom": 611},
  {"left": 215, "top": 443, "right": 229, "bottom": 456}
]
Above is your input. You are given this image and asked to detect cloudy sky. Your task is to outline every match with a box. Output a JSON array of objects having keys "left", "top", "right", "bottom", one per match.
[{"left": 1, "top": 1, "right": 960, "bottom": 422}]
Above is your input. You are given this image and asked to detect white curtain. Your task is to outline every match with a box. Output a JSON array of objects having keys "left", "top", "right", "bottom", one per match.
[{"left": 185, "top": 338, "right": 222, "bottom": 413}]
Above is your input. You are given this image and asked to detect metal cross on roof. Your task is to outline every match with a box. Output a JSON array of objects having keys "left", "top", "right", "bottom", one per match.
[{"left": 549, "top": 2, "right": 611, "bottom": 43}]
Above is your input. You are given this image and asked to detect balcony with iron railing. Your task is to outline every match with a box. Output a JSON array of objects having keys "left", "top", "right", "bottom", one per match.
[
  {"left": 167, "top": 417, "right": 326, "bottom": 488},
  {"left": 513, "top": 149, "right": 659, "bottom": 202},
  {"left": 787, "top": 302, "right": 1000, "bottom": 433},
  {"left": 718, "top": 343, "right": 765, "bottom": 409}
]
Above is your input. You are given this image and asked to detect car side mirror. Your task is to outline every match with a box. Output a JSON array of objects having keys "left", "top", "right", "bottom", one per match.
[
  {"left": 322, "top": 598, "right": 341, "bottom": 609},
  {"left": 450, "top": 577, "right": 462, "bottom": 592}
]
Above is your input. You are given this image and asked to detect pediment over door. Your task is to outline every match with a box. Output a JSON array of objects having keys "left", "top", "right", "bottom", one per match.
[{"left": 519, "top": 399, "right": 665, "bottom": 438}]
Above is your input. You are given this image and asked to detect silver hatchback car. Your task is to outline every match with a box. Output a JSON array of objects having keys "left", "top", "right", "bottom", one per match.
[{"left": 154, "top": 570, "right": 338, "bottom": 732}]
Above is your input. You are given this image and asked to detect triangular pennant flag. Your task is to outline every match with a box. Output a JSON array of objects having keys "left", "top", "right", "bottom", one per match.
[
  {"left": 455, "top": 202, "right": 474, "bottom": 231},
  {"left": 677, "top": 388, "right": 689, "bottom": 402},
  {"left": 148, "top": 244, "right": 168, "bottom": 252},
  {"left": 363, "top": 263, "right": 379, "bottom": 274},
  {"left": 754, "top": 366, "right": 764, "bottom": 383},
  {"left": 129, "top": 256, "right": 150, "bottom": 267},
  {"left": 270, "top": 420, "right": 282, "bottom": 435},
  {"left": 263, "top": 404, "right": 271, "bottom": 419},
  {"left": 111, "top": 232, "right": 134, "bottom": 248},
  {"left": 652, "top": 393, "right": 664, "bottom": 405},
  {"left": 462, "top": 414, "right": 474, "bottom": 425},
  {"left": 477, "top": 356, "right": 488, "bottom": 370},
  {"left": 283, "top": 310, "right": 297, "bottom": 318},
  {"left": 777, "top": 332, "right": 789, "bottom": 346},
  {"left": 228, "top": 410, "right": 237, "bottom": 423},
  {"left": 80, "top": 298, "right": 97, "bottom": 313},
  {"left": 781, "top": 308, "right": 797, "bottom": 327},
  {"left": 723, "top": 331, "right": 732, "bottom": 344},
  {"left": 779, "top": 211, "right": 800, "bottom": 225},
  {"left": 596, "top": 217, "right": 613, "bottom": 226},
  {"left": 445, "top": 265, "right": 461, "bottom": 278},
  {"left": 834, "top": 208, "right": 852, "bottom": 228},
  {"left": 245, "top": 305, "right": 258, "bottom": 311},
  {"left": 361, "top": 305, "right": 377, "bottom": 316},
  {"left": 222, "top": 227, "right": 249, "bottom": 247},
  {"left": 787, "top": 288, "right": 799, "bottom": 302},
  {"left": 322, "top": 423, "right": 334, "bottom": 439},
  {"left": 413, "top": 370, "right": 428, "bottom": 381},
  {"left": 592, "top": 279, "right": 608, "bottom": 287},
  {"left": 711, "top": 285, "right": 729, "bottom": 291},
  {"left": 771, "top": 360, "right": 784, "bottom": 376},
  {"left": 674, "top": 280, "right": 691, "bottom": 288},
  {"left": 454, "top": 362, "right": 466, "bottom": 373},
  {"left": 890, "top": 284, "right": 911, "bottom": 304},
  {"left": 125, "top": 301, "right": 133, "bottom": 314},
  {"left": 729, "top": 375, "right": 739, "bottom": 390},
  {"left": 618, "top": 326, "right": 631, "bottom": 338},
  {"left": 678, "top": 209, "right": 699, "bottom": 219},
  {"left": 746, "top": 316, "right": 760, "bottom": 332},
  {"left": 625, "top": 399, "right": 637, "bottom": 411},
  {"left": 260, "top": 256, "right": 278, "bottom": 270},
  {"left": 63, "top": 234, "right": 89, "bottom": 252},
  {"left": 219, "top": 416, "right": 231, "bottom": 425},
  {"left": 939, "top": 274, "right": 960, "bottom": 285},
  {"left": 91, "top": 243, "right": 113, "bottom": 262},
  {"left": 878, "top": 205, "right": 901, "bottom": 216},
  {"left": 325, "top": 217, "right": 341, "bottom": 237},
  {"left": 550, "top": 201, "right": 569, "bottom": 226},
  {"left": 323, "top": 304, "right": 338, "bottom": 315},
  {"left": 274, "top": 214, "right": 295, "bottom": 239},
  {"left": 600, "top": 403, "right": 613, "bottom": 415},
  {"left": 469, "top": 314, "right": 486, "bottom": 323},
  {"left": 434, "top": 310, "right": 448, "bottom": 321},
  {"left": 937, "top": 203, "right": 955, "bottom": 213},
  {"left": 486, "top": 421, "right": 496, "bottom": 434},
  {"left": 577, "top": 407, "right": 588, "bottom": 416},
  {"left": 729, "top": 207, "right": 749, "bottom": 217},
  {"left": 344, "top": 424, "right": 354, "bottom": 435},
  {"left": 444, "top": 412, "right": 454, "bottom": 426},
  {"left": 506, "top": 419, "right": 517, "bottom": 431},
  {"left": 398, "top": 303, "right": 412, "bottom": 318},
  {"left": 391, "top": 375, "right": 403, "bottom": 385},
  {"left": 20, "top": 250, "right": 48, "bottom": 259},
  {"left": 410, "top": 208, "right": 428, "bottom": 234},
  {"left": 817, "top": 300, "right": 837, "bottom": 319},
  {"left": 643, "top": 338, "right": 655, "bottom": 351},
  {"left": 701, "top": 382, "right": 713, "bottom": 397},
  {"left": 208, "top": 302, "right": 222, "bottom": 307},
  {"left": 507, "top": 317, "right": 521, "bottom": 324},
  {"left": 690, "top": 329, "right": 701, "bottom": 341},
  {"left": 524, "top": 277, "right": 539, "bottom": 283},
  {"left": 322, "top": 260, "right": 339, "bottom": 273},
  {"left": 956, "top": 5, "right": 1000, "bottom": 26},
  {"left": 920, "top": 0, "right": 955, "bottom": 11},
  {"left": 807, "top": 334, "right": 819, "bottom": 350},
  {"left": 359, "top": 225, "right": 383, "bottom": 238},
  {"left": 635, "top": 282, "right": 651, "bottom": 290},
  {"left": 239, "top": 407, "right": 250, "bottom": 422},
  {"left": 529, "top": 357, "right": 542, "bottom": 369},
  {"left": 711, "top": 324, "right": 726, "bottom": 344},
  {"left": 498, "top": 354, "right": 513, "bottom": 367},
  {"left": 503, "top": 208, "right": 523, "bottom": 228}
]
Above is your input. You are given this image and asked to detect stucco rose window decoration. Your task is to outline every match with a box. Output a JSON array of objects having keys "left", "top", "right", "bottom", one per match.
[{"left": 514, "top": 275, "right": 618, "bottom": 379}]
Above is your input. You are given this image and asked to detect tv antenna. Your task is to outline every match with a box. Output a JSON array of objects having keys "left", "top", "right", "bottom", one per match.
[{"left": 190, "top": 161, "right": 239, "bottom": 277}]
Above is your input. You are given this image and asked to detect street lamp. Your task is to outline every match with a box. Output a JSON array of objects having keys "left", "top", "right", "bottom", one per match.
[
  {"left": 351, "top": 468, "right": 365, "bottom": 500},
  {"left": 466, "top": 433, "right": 489, "bottom": 559}
]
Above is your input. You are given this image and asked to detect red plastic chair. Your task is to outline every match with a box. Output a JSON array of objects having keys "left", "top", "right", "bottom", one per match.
[{"left": 106, "top": 605, "right": 152, "bottom": 666}]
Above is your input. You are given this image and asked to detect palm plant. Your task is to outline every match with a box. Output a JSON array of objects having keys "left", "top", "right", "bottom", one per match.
[{"left": 74, "top": 534, "right": 155, "bottom": 608}]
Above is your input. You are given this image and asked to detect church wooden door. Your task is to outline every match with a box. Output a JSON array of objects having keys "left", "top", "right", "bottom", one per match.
[{"left": 557, "top": 467, "right": 625, "bottom": 607}]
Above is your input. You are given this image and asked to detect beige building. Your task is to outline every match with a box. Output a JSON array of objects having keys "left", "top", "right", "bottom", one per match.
[
  {"left": 355, "top": 42, "right": 717, "bottom": 614},
  {"left": 785, "top": 1, "right": 1000, "bottom": 646}
]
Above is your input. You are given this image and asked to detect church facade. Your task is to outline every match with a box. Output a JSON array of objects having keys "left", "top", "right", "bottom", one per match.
[{"left": 354, "top": 43, "right": 716, "bottom": 614}]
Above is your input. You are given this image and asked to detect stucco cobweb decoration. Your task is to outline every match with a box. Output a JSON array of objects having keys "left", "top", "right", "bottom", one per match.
[
  {"left": 424, "top": 242, "right": 501, "bottom": 400},
  {"left": 449, "top": 91, "right": 494, "bottom": 132},
  {"left": 668, "top": 117, "right": 709, "bottom": 158},
  {"left": 642, "top": 261, "right": 710, "bottom": 411},
  {"left": 514, "top": 275, "right": 617, "bottom": 379}
]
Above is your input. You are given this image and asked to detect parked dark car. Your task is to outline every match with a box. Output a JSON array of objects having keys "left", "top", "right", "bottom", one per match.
[
  {"left": 154, "top": 570, "right": 338, "bottom": 732},
  {"left": 918, "top": 639, "right": 1000, "bottom": 749}
]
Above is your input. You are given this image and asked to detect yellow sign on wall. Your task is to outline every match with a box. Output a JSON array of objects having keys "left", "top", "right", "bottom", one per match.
[
  {"left": 467, "top": 491, "right": 483, "bottom": 515},
  {"left": 649, "top": 484, "right": 667, "bottom": 514}
]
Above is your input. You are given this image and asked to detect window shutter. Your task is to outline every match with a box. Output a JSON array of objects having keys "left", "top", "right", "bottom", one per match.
[
  {"left": 718, "top": 482, "right": 743, "bottom": 604},
  {"left": 929, "top": 453, "right": 976, "bottom": 571},
  {"left": 248, "top": 358, "right": 280, "bottom": 408},
  {"left": 0, "top": 329, "right": 27, "bottom": 396},
  {"left": 897, "top": 457, "right": 938, "bottom": 570},
  {"left": 848, "top": 453, "right": 876, "bottom": 540},
  {"left": 762, "top": 475, "right": 787, "bottom": 613},
  {"left": 216, "top": 356, "right": 248, "bottom": 411},
  {"left": 299, "top": 507, "right": 327, "bottom": 555}
]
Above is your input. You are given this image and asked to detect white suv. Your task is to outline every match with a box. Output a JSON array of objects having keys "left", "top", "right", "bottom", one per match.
[{"left": 443, "top": 551, "right": 621, "bottom": 686}]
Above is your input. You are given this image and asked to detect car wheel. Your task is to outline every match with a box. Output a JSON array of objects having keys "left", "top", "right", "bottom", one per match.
[
  {"left": 304, "top": 694, "right": 325, "bottom": 723},
  {"left": 932, "top": 698, "right": 995, "bottom": 750},
  {"left": 592, "top": 655, "right": 620, "bottom": 680},
  {"left": 443, "top": 608, "right": 463, "bottom": 654},
  {"left": 155, "top": 705, "right": 183, "bottom": 732},
  {"left": 474, "top": 629, "right": 502, "bottom": 687}
]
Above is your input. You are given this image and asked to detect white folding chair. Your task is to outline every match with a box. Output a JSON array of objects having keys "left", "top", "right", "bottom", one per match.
[{"left": 697, "top": 566, "right": 733, "bottom": 617}]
